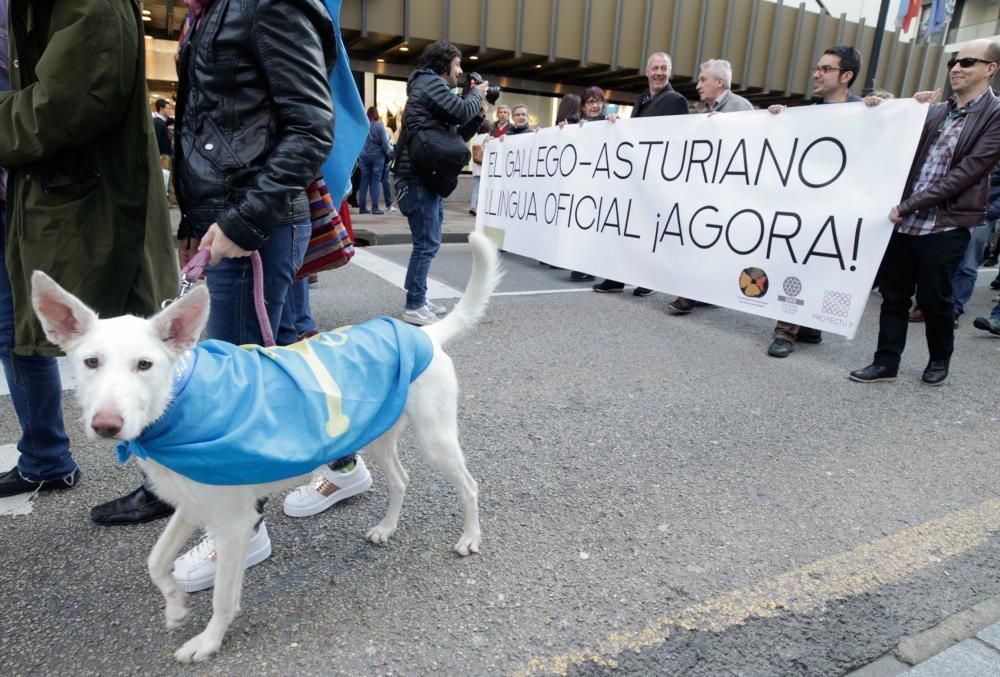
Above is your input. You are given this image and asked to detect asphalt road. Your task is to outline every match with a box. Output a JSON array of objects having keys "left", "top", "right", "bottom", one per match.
[{"left": 1, "top": 242, "right": 999, "bottom": 675}]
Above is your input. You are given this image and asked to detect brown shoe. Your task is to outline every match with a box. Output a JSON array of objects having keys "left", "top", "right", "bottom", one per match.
[{"left": 908, "top": 307, "right": 924, "bottom": 322}]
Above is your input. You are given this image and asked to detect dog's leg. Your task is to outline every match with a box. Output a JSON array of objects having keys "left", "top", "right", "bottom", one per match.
[
  {"left": 408, "top": 375, "right": 481, "bottom": 556},
  {"left": 148, "top": 511, "right": 198, "bottom": 629},
  {"left": 174, "top": 513, "right": 256, "bottom": 663},
  {"left": 365, "top": 424, "right": 407, "bottom": 545}
]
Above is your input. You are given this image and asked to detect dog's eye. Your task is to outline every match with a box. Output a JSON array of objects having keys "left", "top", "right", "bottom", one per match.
[
  {"left": 83, "top": 357, "right": 99, "bottom": 369},
  {"left": 136, "top": 359, "right": 153, "bottom": 371}
]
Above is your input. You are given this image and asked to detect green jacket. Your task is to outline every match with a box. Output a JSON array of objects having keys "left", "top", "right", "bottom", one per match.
[{"left": 0, "top": 0, "right": 179, "bottom": 356}]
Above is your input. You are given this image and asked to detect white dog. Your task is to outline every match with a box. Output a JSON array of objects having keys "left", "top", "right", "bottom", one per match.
[{"left": 31, "top": 233, "right": 501, "bottom": 663}]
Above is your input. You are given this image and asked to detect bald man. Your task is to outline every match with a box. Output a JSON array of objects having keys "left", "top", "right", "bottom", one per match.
[{"left": 851, "top": 39, "right": 1000, "bottom": 386}]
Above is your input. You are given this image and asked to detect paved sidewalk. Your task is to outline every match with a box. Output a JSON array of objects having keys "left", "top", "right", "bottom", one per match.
[
  {"left": 847, "top": 594, "right": 1000, "bottom": 676},
  {"left": 348, "top": 204, "right": 476, "bottom": 246}
]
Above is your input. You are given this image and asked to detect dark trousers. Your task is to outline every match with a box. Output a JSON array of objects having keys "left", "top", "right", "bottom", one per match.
[{"left": 874, "top": 228, "right": 970, "bottom": 369}]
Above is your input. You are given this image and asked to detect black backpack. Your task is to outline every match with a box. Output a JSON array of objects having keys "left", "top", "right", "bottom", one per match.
[{"left": 406, "top": 127, "right": 471, "bottom": 198}]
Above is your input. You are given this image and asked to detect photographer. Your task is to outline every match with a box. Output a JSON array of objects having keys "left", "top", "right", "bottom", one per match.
[{"left": 394, "top": 41, "right": 488, "bottom": 325}]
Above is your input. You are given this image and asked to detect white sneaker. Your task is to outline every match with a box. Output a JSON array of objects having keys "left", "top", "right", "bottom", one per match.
[
  {"left": 389, "top": 206, "right": 398, "bottom": 213},
  {"left": 282, "top": 457, "right": 373, "bottom": 518},
  {"left": 172, "top": 522, "right": 272, "bottom": 593},
  {"left": 425, "top": 300, "right": 449, "bottom": 316},
  {"left": 401, "top": 305, "right": 438, "bottom": 326}
]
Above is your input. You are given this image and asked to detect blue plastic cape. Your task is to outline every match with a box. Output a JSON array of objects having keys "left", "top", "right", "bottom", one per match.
[{"left": 117, "top": 318, "right": 433, "bottom": 486}]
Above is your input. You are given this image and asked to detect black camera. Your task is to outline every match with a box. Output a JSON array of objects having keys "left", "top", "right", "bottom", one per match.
[{"left": 465, "top": 72, "right": 501, "bottom": 105}]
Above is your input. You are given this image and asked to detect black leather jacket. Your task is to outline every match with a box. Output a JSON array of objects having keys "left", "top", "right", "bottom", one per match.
[
  {"left": 174, "top": 0, "right": 336, "bottom": 250},
  {"left": 394, "top": 68, "right": 483, "bottom": 180}
]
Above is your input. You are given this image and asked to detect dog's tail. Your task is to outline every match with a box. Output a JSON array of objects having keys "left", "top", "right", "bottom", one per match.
[{"left": 422, "top": 232, "right": 503, "bottom": 346}]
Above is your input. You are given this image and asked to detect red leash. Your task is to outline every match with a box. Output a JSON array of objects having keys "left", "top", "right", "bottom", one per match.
[{"left": 175, "top": 249, "right": 276, "bottom": 348}]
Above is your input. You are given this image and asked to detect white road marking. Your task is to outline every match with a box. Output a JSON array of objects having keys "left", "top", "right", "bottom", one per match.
[{"left": 352, "top": 248, "right": 464, "bottom": 299}]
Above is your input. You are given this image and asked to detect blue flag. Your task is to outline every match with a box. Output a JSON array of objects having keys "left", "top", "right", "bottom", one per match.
[
  {"left": 927, "top": 0, "right": 951, "bottom": 36},
  {"left": 321, "top": 0, "right": 367, "bottom": 201}
]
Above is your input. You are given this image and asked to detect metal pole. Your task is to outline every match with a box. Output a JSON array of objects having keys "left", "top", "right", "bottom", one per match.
[{"left": 863, "top": 0, "right": 892, "bottom": 94}]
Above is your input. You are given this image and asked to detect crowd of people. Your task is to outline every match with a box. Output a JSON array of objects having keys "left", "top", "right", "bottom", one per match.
[{"left": 0, "top": 0, "right": 998, "bottom": 601}]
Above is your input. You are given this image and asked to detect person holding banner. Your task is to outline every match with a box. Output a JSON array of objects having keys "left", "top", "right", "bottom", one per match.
[
  {"left": 667, "top": 58, "right": 753, "bottom": 315},
  {"left": 850, "top": 39, "right": 1000, "bottom": 385},
  {"left": 592, "top": 52, "right": 688, "bottom": 297},
  {"left": 765, "top": 46, "right": 864, "bottom": 359}
]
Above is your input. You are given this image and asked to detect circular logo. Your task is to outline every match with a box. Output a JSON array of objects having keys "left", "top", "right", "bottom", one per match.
[
  {"left": 739, "top": 267, "right": 769, "bottom": 298},
  {"left": 782, "top": 276, "right": 802, "bottom": 298}
]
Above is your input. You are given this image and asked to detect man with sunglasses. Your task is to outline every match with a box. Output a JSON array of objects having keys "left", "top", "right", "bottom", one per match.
[
  {"left": 765, "top": 46, "right": 864, "bottom": 359},
  {"left": 851, "top": 39, "right": 1000, "bottom": 386}
]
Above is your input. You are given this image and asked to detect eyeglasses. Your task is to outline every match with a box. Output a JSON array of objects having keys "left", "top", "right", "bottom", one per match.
[
  {"left": 947, "top": 57, "right": 996, "bottom": 69},
  {"left": 583, "top": 99, "right": 604, "bottom": 105},
  {"left": 813, "top": 65, "right": 844, "bottom": 74}
]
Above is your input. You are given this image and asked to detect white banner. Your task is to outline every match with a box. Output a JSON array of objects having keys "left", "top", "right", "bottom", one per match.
[{"left": 475, "top": 101, "right": 927, "bottom": 339}]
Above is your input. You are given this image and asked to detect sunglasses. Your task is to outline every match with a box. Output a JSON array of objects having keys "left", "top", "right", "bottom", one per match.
[{"left": 947, "top": 57, "right": 996, "bottom": 69}]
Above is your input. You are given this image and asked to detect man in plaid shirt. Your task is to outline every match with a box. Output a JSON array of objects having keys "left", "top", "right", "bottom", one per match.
[{"left": 851, "top": 39, "right": 1000, "bottom": 386}]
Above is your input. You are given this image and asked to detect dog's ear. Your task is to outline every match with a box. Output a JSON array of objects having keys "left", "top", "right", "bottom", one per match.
[
  {"left": 153, "top": 285, "right": 210, "bottom": 353},
  {"left": 31, "top": 271, "right": 99, "bottom": 349}
]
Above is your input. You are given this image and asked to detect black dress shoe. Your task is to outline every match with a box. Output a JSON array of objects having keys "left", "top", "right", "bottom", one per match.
[
  {"left": 796, "top": 329, "right": 823, "bottom": 344},
  {"left": 767, "top": 338, "right": 794, "bottom": 358},
  {"left": 569, "top": 271, "right": 595, "bottom": 282},
  {"left": 921, "top": 360, "right": 949, "bottom": 386},
  {"left": 91, "top": 485, "right": 174, "bottom": 525},
  {"left": 0, "top": 467, "right": 80, "bottom": 498},
  {"left": 593, "top": 279, "right": 625, "bottom": 293},
  {"left": 667, "top": 297, "right": 695, "bottom": 314},
  {"left": 849, "top": 364, "right": 898, "bottom": 383}
]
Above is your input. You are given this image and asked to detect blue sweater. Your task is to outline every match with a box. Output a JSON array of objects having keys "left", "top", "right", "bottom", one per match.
[{"left": 117, "top": 317, "right": 433, "bottom": 485}]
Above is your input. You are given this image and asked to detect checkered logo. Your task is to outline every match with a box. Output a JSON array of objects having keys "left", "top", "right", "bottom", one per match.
[
  {"left": 782, "top": 276, "right": 802, "bottom": 298},
  {"left": 822, "top": 290, "right": 851, "bottom": 317}
]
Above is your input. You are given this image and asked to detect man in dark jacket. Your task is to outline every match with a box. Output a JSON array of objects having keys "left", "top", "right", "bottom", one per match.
[
  {"left": 394, "top": 41, "right": 487, "bottom": 326},
  {"left": 152, "top": 98, "right": 172, "bottom": 157},
  {"left": 851, "top": 39, "right": 1000, "bottom": 385},
  {"left": 592, "top": 51, "right": 689, "bottom": 296},
  {"left": 0, "top": 0, "right": 178, "bottom": 498}
]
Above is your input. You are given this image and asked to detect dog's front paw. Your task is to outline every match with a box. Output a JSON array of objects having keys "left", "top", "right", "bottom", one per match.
[
  {"left": 454, "top": 532, "right": 481, "bottom": 557},
  {"left": 366, "top": 523, "right": 396, "bottom": 545},
  {"left": 174, "top": 633, "right": 221, "bottom": 663}
]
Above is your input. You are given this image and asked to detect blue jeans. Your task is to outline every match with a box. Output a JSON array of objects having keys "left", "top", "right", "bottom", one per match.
[
  {"left": 380, "top": 162, "right": 393, "bottom": 209},
  {"left": 205, "top": 221, "right": 310, "bottom": 346},
  {"left": 952, "top": 222, "right": 994, "bottom": 316},
  {"left": 358, "top": 154, "right": 385, "bottom": 212},
  {"left": 398, "top": 177, "right": 443, "bottom": 310},
  {"left": 0, "top": 205, "right": 76, "bottom": 481},
  {"left": 285, "top": 277, "right": 317, "bottom": 338}
]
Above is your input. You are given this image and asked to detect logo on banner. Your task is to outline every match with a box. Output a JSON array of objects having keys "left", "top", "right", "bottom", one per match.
[
  {"left": 738, "top": 268, "right": 769, "bottom": 298},
  {"left": 821, "top": 290, "right": 852, "bottom": 317},
  {"left": 778, "top": 276, "right": 805, "bottom": 307}
]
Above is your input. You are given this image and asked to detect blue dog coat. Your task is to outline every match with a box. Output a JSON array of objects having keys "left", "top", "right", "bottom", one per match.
[{"left": 117, "top": 317, "right": 434, "bottom": 486}]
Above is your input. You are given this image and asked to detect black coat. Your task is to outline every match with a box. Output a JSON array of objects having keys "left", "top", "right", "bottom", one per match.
[
  {"left": 154, "top": 115, "right": 172, "bottom": 156},
  {"left": 394, "top": 68, "right": 484, "bottom": 180},
  {"left": 632, "top": 84, "right": 689, "bottom": 118},
  {"left": 174, "top": 0, "right": 336, "bottom": 250}
]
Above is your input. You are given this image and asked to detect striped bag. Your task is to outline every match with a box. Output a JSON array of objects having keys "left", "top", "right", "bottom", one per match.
[{"left": 296, "top": 176, "right": 355, "bottom": 279}]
